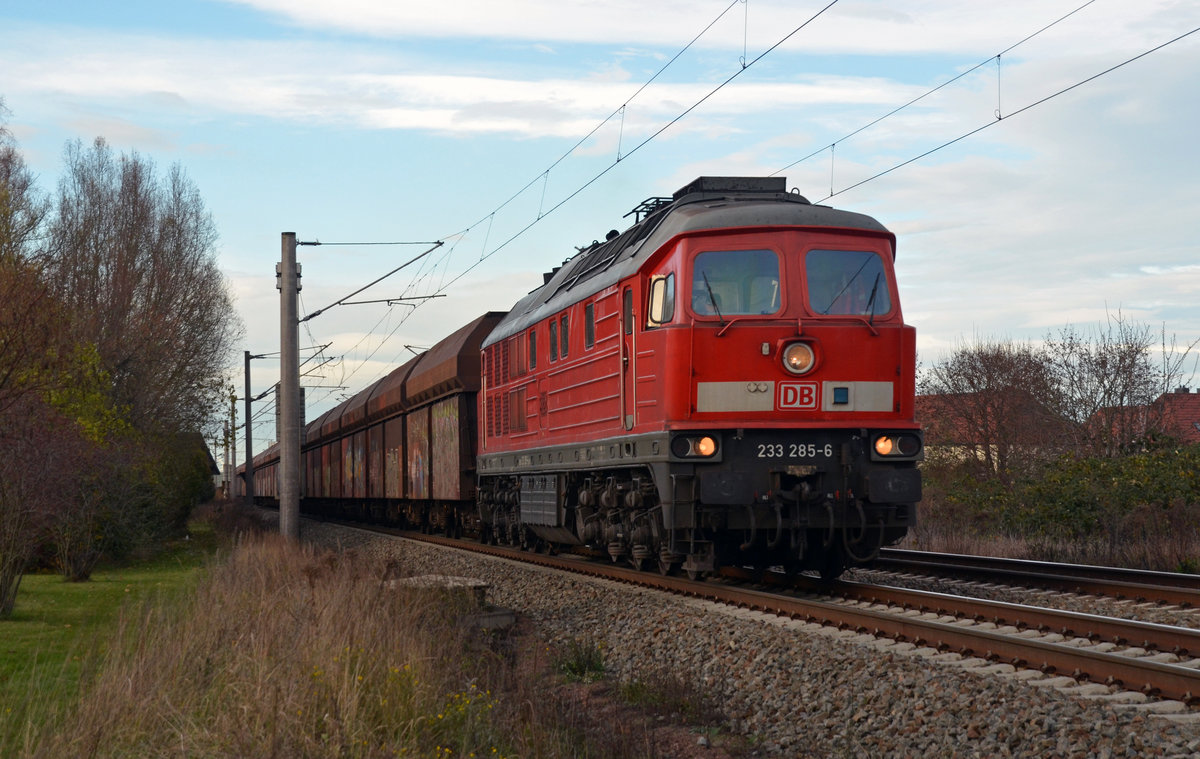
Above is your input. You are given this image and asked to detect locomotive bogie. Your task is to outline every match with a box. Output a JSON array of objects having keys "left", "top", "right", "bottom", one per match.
[{"left": 478, "top": 421, "right": 918, "bottom": 573}]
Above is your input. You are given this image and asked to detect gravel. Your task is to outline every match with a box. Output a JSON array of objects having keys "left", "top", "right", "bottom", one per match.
[{"left": 300, "top": 519, "right": 1200, "bottom": 758}]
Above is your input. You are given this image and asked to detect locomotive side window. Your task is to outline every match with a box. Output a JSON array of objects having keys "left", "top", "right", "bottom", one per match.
[
  {"left": 623, "top": 289, "right": 633, "bottom": 335},
  {"left": 560, "top": 314, "right": 569, "bottom": 358},
  {"left": 647, "top": 273, "right": 675, "bottom": 327},
  {"left": 528, "top": 329, "right": 537, "bottom": 370},
  {"left": 549, "top": 320, "right": 558, "bottom": 362},
  {"left": 691, "top": 249, "right": 780, "bottom": 316},
  {"left": 584, "top": 302, "right": 595, "bottom": 349},
  {"left": 805, "top": 249, "right": 892, "bottom": 317}
]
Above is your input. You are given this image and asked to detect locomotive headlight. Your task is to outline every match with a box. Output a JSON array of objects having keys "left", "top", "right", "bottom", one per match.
[
  {"left": 873, "top": 433, "right": 922, "bottom": 459},
  {"left": 671, "top": 434, "right": 720, "bottom": 459},
  {"left": 782, "top": 342, "right": 815, "bottom": 375}
]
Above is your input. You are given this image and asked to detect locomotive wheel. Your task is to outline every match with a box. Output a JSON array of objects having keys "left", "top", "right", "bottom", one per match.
[
  {"left": 686, "top": 569, "right": 706, "bottom": 582},
  {"left": 818, "top": 542, "right": 847, "bottom": 582}
]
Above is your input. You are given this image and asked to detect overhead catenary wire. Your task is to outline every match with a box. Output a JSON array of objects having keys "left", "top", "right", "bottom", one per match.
[
  {"left": 450, "top": 0, "right": 746, "bottom": 239},
  {"left": 293, "top": 0, "right": 835, "bottom": 407},
  {"left": 416, "top": 11, "right": 1192, "bottom": 380},
  {"left": 290, "top": 3, "right": 1197, "bottom": 421},
  {"left": 299, "top": 241, "right": 443, "bottom": 323},
  {"left": 821, "top": 24, "right": 1200, "bottom": 202},
  {"left": 771, "top": 0, "right": 1102, "bottom": 178},
  {"left": 429, "top": 0, "right": 841, "bottom": 299}
]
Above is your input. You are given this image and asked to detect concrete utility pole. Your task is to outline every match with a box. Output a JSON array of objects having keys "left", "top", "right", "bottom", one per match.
[
  {"left": 222, "top": 421, "right": 231, "bottom": 498},
  {"left": 229, "top": 391, "right": 237, "bottom": 496},
  {"left": 243, "top": 351, "right": 255, "bottom": 504},
  {"left": 278, "top": 232, "right": 301, "bottom": 540}
]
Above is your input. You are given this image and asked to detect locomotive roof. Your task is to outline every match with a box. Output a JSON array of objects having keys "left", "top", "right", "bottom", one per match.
[{"left": 483, "top": 176, "right": 894, "bottom": 348}]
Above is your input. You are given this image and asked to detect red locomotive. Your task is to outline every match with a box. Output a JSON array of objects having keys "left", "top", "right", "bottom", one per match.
[{"left": 241, "top": 176, "right": 922, "bottom": 579}]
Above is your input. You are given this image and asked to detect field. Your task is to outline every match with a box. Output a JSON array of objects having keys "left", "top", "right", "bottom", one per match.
[
  {"left": 0, "top": 524, "right": 215, "bottom": 752},
  {"left": 0, "top": 506, "right": 736, "bottom": 758}
]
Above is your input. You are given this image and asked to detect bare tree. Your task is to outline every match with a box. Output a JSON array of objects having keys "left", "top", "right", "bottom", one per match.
[
  {"left": 0, "top": 100, "right": 48, "bottom": 264},
  {"left": 45, "top": 138, "right": 243, "bottom": 436},
  {"left": 0, "top": 399, "right": 86, "bottom": 615},
  {"left": 918, "top": 338, "right": 1066, "bottom": 480},
  {"left": 1, "top": 120, "right": 238, "bottom": 600},
  {"left": 0, "top": 102, "right": 61, "bottom": 417},
  {"left": 1045, "top": 313, "right": 1199, "bottom": 455}
]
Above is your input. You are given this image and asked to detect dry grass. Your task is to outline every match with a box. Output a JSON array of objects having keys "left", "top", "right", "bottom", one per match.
[
  {"left": 28, "top": 536, "right": 478, "bottom": 757},
  {"left": 904, "top": 503, "right": 1200, "bottom": 573},
  {"left": 14, "top": 528, "right": 722, "bottom": 758}
]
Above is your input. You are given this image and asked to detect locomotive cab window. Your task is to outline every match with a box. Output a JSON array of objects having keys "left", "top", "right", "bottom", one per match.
[
  {"left": 805, "top": 249, "right": 892, "bottom": 317},
  {"left": 647, "top": 273, "right": 675, "bottom": 327},
  {"left": 691, "top": 249, "right": 780, "bottom": 317}
]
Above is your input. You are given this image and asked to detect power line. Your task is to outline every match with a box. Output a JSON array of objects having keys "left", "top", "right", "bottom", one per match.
[
  {"left": 771, "top": 0, "right": 1102, "bottom": 178},
  {"left": 450, "top": 0, "right": 746, "bottom": 239},
  {"left": 300, "top": 242, "right": 443, "bottom": 322},
  {"left": 295, "top": 2, "right": 836, "bottom": 404},
  {"left": 821, "top": 24, "right": 1200, "bottom": 202},
  {"left": 300, "top": 240, "right": 441, "bottom": 246},
  {"left": 428, "top": 1, "right": 843, "bottom": 306},
  {"left": 293, "top": 4, "right": 1196, "bottom": 418}
]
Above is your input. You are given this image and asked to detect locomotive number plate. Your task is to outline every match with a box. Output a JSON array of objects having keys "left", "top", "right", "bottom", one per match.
[{"left": 756, "top": 443, "right": 834, "bottom": 459}]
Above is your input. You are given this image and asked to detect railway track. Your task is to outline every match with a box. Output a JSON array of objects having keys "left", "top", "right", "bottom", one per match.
[
  {"left": 873, "top": 548, "right": 1200, "bottom": 608},
  {"left": 360, "top": 525, "right": 1200, "bottom": 707}
]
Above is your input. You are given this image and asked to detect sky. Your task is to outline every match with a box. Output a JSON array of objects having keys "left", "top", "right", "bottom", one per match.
[{"left": 1, "top": 0, "right": 1198, "bottom": 456}]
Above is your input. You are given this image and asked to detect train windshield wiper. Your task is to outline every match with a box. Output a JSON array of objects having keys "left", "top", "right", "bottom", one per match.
[
  {"left": 866, "top": 272, "right": 880, "bottom": 325},
  {"left": 702, "top": 271, "right": 725, "bottom": 325}
]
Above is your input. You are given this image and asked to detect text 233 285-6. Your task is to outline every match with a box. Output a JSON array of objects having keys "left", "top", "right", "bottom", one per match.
[{"left": 756, "top": 443, "right": 833, "bottom": 459}]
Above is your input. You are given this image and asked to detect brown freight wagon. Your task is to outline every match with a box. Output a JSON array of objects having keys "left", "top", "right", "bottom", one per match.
[{"left": 246, "top": 312, "right": 504, "bottom": 530}]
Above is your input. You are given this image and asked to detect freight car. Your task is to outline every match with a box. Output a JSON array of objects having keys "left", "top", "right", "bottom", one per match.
[{"left": 240, "top": 176, "right": 922, "bottom": 579}]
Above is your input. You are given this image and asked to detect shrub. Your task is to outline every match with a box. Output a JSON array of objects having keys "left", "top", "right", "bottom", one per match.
[{"left": 913, "top": 444, "right": 1200, "bottom": 570}]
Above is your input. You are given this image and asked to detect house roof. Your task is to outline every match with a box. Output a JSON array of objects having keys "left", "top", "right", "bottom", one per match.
[
  {"left": 915, "top": 390, "right": 1073, "bottom": 447},
  {"left": 1151, "top": 387, "right": 1200, "bottom": 444}
]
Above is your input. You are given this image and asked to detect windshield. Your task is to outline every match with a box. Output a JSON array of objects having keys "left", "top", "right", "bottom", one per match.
[
  {"left": 805, "top": 249, "right": 892, "bottom": 317},
  {"left": 691, "top": 249, "right": 781, "bottom": 317}
]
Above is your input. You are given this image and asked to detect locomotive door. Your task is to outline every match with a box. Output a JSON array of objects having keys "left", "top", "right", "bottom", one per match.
[{"left": 620, "top": 286, "right": 635, "bottom": 430}]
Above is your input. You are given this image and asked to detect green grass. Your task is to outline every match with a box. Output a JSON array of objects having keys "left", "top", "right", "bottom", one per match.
[
  {"left": 553, "top": 635, "right": 607, "bottom": 684},
  {"left": 0, "top": 522, "right": 218, "bottom": 748}
]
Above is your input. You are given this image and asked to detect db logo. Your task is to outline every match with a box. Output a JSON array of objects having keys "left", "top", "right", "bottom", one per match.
[{"left": 777, "top": 382, "right": 818, "bottom": 410}]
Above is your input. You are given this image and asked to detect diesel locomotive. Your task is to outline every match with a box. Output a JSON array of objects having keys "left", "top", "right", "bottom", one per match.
[{"left": 241, "top": 176, "right": 922, "bottom": 579}]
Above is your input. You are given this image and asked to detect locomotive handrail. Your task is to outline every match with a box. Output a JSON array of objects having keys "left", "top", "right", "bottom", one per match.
[{"left": 845, "top": 315, "right": 880, "bottom": 336}]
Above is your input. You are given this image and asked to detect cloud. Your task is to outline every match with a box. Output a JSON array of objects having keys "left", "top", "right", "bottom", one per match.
[
  {"left": 5, "top": 2, "right": 1197, "bottom": 401},
  {"left": 0, "top": 21, "right": 920, "bottom": 140},
  {"left": 63, "top": 115, "right": 179, "bottom": 152},
  {"left": 219, "top": 0, "right": 1197, "bottom": 56}
]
